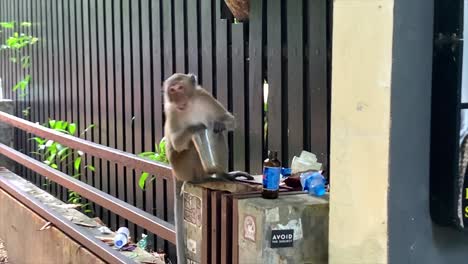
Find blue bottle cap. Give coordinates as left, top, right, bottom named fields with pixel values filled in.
left=281, top=167, right=292, bottom=177
left=115, top=240, right=123, bottom=247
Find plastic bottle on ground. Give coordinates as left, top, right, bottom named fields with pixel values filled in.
left=300, top=171, right=326, bottom=197
left=113, top=227, right=130, bottom=249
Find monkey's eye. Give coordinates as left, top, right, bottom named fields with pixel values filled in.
left=169, top=85, right=184, bottom=93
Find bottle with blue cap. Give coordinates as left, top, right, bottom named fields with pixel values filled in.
left=113, top=227, right=130, bottom=249
left=262, top=150, right=282, bottom=199
left=300, top=171, right=326, bottom=197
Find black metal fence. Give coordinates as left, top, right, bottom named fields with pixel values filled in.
left=0, top=0, right=331, bottom=259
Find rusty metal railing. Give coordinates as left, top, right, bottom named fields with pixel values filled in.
left=0, top=111, right=176, bottom=262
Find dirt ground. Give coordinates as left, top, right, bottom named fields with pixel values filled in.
left=0, top=238, right=7, bottom=263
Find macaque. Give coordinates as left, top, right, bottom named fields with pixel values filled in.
left=163, top=73, right=252, bottom=264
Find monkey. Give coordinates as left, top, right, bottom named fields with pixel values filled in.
left=163, top=73, right=253, bottom=264
left=163, top=72, right=252, bottom=183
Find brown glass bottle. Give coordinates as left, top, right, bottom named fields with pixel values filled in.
left=262, top=150, right=281, bottom=199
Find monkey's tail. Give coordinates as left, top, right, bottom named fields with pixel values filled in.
left=225, top=171, right=254, bottom=180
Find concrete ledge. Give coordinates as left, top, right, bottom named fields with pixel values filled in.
left=0, top=169, right=166, bottom=263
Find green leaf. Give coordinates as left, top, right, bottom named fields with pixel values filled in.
left=159, top=138, right=167, bottom=155
left=45, top=140, right=54, bottom=148
left=53, top=128, right=70, bottom=134
left=55, top=121, right=63, bottom=130
left=50, top=144, right=57, bottom=156
left=9, top=57, right=17, bottom=63
left=50, top=163, right=58, bottom=169
left=21, top=56, right=31, bottom=68
left=49, top=119, right=56, bottom=128
left=0, top=21, right=14, bottom=29
left=60, top=121, right=68, bottom=130
left=147, top=154, right=159, bottom=161
left=86, top=165, right=95, bottom=172
left=68, top=123, right=77, bottom=135
left=81, top=124, right=96, bottom=135
left=57, top=147, right=69, bottom=157
left=154, top=154, right=163, bottom=162
left=72, top=173, right=81, bottom=179
left=56, top=143, right=65, bottom=151
left=139, top=151, right=156, bottom=158
left=32, top=137, right=46, bottom=145
left=154, top=143, right=159, bottom=154
left=60, top=153, right=71, bottom=162
left=74, top=157, right=81, bottom=172
left=20, top=22, right=32, bottom=27
left=47, top=153, right=56, bottom=163
left=12, top=75, right=30, bottom=91
left=22, top=107, right=30, bottom=117
left=139, top=172, right=149, bottom=190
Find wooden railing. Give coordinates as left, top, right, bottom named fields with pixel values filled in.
left=0, top=111, right=175, bottom=263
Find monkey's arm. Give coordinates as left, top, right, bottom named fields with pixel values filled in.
left=171, top=124, right=206, bottom=152
left=196, top=89, right=236, bottom=132
left=216, top=112, right=236, bottom=131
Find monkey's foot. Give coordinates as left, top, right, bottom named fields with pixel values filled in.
left=224, top=171, right=254, bottom=181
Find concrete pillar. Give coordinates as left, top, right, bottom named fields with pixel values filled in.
left=0, top=100, right=14, bottom=172
left=329, top=0, right=394, bottom=263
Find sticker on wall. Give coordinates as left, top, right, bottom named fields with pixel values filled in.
left=187, top=238, right=197, bottom=254
left=243, top=215, right=256, bottom=242
left=270, top=229, right=294, bottom=248
left=184, top=192, right=202, bottom=227
left=274, top=218, right=303, bottom=241
left=265, top=207, right=279, bottom=222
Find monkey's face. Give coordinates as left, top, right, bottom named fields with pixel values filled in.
left=166, top=81, right=193, bottom=111
left=164, top=73, right=197, bottom=112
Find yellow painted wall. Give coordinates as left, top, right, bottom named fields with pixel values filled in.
left=329, top=0, right=394, bottom=263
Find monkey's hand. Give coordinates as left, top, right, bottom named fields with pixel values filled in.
left=213, top=121, right=226, bottom=134
left=187, top=123, right=207, bottom=133
left=172, top=124, right=207, bottom=152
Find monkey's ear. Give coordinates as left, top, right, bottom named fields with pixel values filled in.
left=188, top=73, right=198, bottom=86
